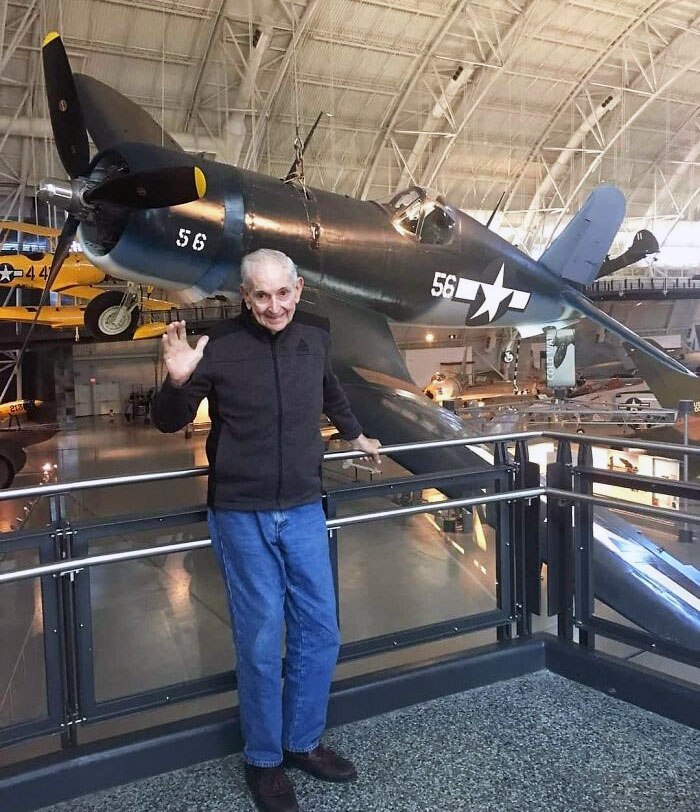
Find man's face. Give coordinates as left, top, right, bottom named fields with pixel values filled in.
left=241, top=260, right=304, bottom=333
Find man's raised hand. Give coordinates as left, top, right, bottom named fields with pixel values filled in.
left=162, top=320, right=209, bottom=387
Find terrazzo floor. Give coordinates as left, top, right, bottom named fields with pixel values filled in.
left=37, top=670, right=700, bottom=812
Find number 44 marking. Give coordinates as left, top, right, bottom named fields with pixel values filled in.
left=176, top=229, right=207, bottom=251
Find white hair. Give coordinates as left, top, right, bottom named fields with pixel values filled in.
left=240, top=249, right=298, bottom=290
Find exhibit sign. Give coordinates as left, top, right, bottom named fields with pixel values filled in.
left=545, top=327, right=576, bottom=388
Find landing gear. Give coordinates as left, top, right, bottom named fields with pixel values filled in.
left=85, top=289, right=140, bottom=341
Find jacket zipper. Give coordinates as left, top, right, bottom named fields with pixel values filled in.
left=271, top=337, right=283, bottom=505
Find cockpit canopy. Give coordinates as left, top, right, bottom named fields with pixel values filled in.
left=379, top=186, right=456, bottom=246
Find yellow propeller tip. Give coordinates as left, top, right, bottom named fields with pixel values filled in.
left=194, top=166, right=206, bottom=198
left=43, top=31, right=60, bottom=47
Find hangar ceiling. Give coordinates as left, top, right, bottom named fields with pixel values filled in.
left=0, top=0, right=698, bottom=285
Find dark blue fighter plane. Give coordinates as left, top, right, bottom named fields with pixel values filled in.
left=33, top=34, right=698, bottom=650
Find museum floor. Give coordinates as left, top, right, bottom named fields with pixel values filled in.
left=34, top=671, right=700, bottom=812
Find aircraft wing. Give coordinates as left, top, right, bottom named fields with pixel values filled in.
left=0, top=220, right=61, bottom=238
left=0, top=305, right=84, bottom=327
left=305, top=293, right=490, bottom=475
left=562, top=287, right=692, bottom=376
left=52, top=284, right=105, bottom=300
left=624, top=342, right=700, bottom=410
left=310, top=293, right=699, bottom=650
left=140, top=296, right=176, bottom=311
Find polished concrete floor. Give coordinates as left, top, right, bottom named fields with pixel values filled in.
left=1, top=416, right=698, bottom=747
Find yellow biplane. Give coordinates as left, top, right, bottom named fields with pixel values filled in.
left=0, top=220, right=170, bottom=340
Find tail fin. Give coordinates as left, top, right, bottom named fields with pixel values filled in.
left=539, top=186, right=625, bottom=286
left=625, top=342, right=700, bottom=410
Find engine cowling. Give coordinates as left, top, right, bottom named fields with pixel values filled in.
left=79, top=143, right=243, bottom=301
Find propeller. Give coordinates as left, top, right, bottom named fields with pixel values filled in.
left=42, top=32, right=89, bottom=180
left=84, top=165, right=206, bottom=209
left=1, top=32, right=207, bottom=399
left=41, top=32, right=206, bottom=213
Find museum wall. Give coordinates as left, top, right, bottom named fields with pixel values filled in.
left=72, top=340, right=162, bottom=416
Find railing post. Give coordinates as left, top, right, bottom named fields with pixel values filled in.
left=513, top=440, right=540, bottom=637
left=546, top=439, right=575, bottom=641
left=573, top=442, right=595, bottom=649
left=493, top=441, right=513, bottom=642
left=50, top=493, right=83, bottom=749
left=322, top=490, right=341, bottom=629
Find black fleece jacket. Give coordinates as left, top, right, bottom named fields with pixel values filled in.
left=152, top=307, right=362, bottom=510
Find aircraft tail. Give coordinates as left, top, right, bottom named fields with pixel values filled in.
left=625, top=342, right=700, bottom=410
left=539, top=186, right=626, bottom=286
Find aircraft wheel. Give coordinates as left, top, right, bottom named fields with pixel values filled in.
left=85, top=291, right=140, bottom=341
left=0, top=456, right=15, bottom=489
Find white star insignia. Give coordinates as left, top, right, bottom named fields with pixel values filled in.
left=470, top=264, right=515, bottom=321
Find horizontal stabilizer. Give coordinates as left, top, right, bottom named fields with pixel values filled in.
left=540, top=186, right=625, bottom=286
left=561, top=287, right=692, bottom=377
left=624, top=342, right=700, bottom=410
left=597, top=229, right=659, bottom=278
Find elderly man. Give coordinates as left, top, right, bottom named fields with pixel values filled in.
left=153, top=248, right=380, bottom=812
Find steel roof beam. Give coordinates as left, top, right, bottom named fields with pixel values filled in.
left=418, top=0, right=548, bottom=191
left=521, top=9, right=700, bottom=242
left=0, top=0, right=37, bottom=78
left=357, top=0, right=471, bottom=200
left=545, top=46, right=700, bottom=243
left=219, top=24, right=271, bottom=166
left=242, top=0, right=325, bottom=171
left=501, top=0, right=667, bottom=214
left=182, top=0, right=228, bottom=131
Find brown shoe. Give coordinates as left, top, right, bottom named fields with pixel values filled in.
left=283, top=744, right=357, bottom=782
left=244, top=764, right=299, bottom=812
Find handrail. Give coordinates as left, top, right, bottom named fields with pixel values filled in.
left=2, top=428, right=700, bottom=503
left=0, top=487, right=544, bottom=584
left=4, top=475, right=700, bottom=585
left=0, top=431, right=542, bottom=501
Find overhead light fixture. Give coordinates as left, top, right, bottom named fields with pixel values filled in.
left=426, top=332, right=435, bottom=342
left=449, top=333, right=458, bottom=339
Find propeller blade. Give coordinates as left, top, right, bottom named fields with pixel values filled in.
left=0, top=215, right=80, bottom=403
left=84, top=166, right=207, bottom=209
left=42, top=32, right=90, bottom=179
left=38, top=215, right=80, bottom=309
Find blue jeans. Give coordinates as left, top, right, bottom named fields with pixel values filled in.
left=209, top=501, right=340, bottom=766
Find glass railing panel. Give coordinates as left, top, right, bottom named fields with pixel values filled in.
left=83, top=523, right=234, bottom=703
left=0, top=550, right=48, bottom=729
left=336, top=489, right=499, bottom=643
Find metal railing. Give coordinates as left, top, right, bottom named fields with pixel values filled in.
left=0, top=430, right=698, bottom=753
left=587, top=276, right=700, bottom=300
